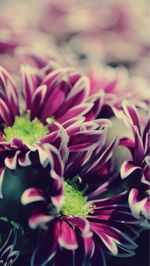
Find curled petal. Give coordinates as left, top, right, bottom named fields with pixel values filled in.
left=18, top=151, right=31, bottom=167
left=120, top=161, right=141, bottom=179
left=29, top=213, right=53, bottom=230
left=129, top=188, right=148, bottom=219
left=21, top=188, right=45, bottom=205
left=5, top=151, right=20, bottom=170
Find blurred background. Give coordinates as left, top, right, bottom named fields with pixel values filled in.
left=0, top=0, right=149, bottom=79
left=0, top=0, right=149, bottom=265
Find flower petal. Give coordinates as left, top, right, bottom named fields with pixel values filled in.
left=21, top=65, right=38, bottom=110
left=58, top=221, right=78, bottom=250
left=0, top=167, right=5, bottom=198
left=120, top=161, right=141, bottom=179
left=21, top=188, right=45, bottom=205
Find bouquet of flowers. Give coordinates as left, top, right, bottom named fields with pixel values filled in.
left=0, top=0, right=149, bottom=265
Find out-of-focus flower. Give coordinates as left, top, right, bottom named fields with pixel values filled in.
left=1, top=0, right=149, bottom=79
left=88, top=65, right=150, bottom=117
left=64, top=0, right=149, bottom=79
left=0, top=0, right=39, bottom=31
left=0, top=16, right=64, bottom=74
left=21, top=137, right=139, bottom=265
left=0, top=229, right=20, bottom=265
left=0, top=1, right=76, bottom=75
left=117, top=101, right=150, bottom=220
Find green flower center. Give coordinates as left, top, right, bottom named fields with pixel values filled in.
left=3, top=114, right=48, bottom=145
left=61, top=181, right=92, bottom=217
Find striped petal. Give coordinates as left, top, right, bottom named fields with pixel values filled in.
left=122, top=101, right=141, bottom=134
left=31, top=84, right=47, bottom=119
left=21, top=65, right=38, bottom=110
left=0, top=98, right=12, bottom=125
left=0, top=66, right=19, bottom=121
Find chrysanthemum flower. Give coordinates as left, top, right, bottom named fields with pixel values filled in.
left=118, top=101, right=150, bottom=220
left=21, top=138, right=139, bottom=265
left=0, top=229, right=20, bottom=265
left=0, top=66, right=67, bottom=200
left=0, top=65, right=103, bottom=203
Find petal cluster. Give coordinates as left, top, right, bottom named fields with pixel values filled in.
left=0, top=1, right=149, bottom=265
left=118, top=102, right=150, bottom=220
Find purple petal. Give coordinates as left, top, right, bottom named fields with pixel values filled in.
left=57, top=103, right=93, bottom=123
left=0, top=98, right=12, bottom=125
left=5, top=151, right=20, bottom=170
left=55, top=76, right=89, bottom=119
left=0, top=167, right=5, bottom=198
left=85, top=95, right=104, bottom=121
left=31, top=84, right=47, bottom=119
left=21, top=65, right=38, bottom=110
left=0, top=66, right=19, bottom=120
left=142, top=201, right=150, bottom=220
left=133, top=126, right=145, bottom=164
left=21, top=188, right=45, bottom=205
left=40, top=81, right=68, bottom=122
left=122, top=101, right=141, bottom=134
left=51, top=193, right=64, bottom=210
left=91, top=223, right=119, bottom=255
left=120, top=161, right=141, bottom=179
left=67, top=217, right=91, bottom=237
left=58, top=221, right=78, bottom=250
left=18, top=151, right=31, bottom=166
left=69, top=130, right=105, bottom=152
left=29, top=213, right=53, bottom=230
left=86, top=139, right=117, bottom=175
left=88, top=181, right=109, bottom=199
left=129, top=188, right=148, bottom=219
left=84, top=237, right=95, bottom=259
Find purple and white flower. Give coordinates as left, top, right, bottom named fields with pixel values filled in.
left=0, top=64, right=105, bottom=204
left=118, top=101, right=150, bottom=220
left=21, top=137, right=139, bottom=265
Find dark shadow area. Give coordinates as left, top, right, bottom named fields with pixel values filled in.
left=107, top=230, right=149, bottom=266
